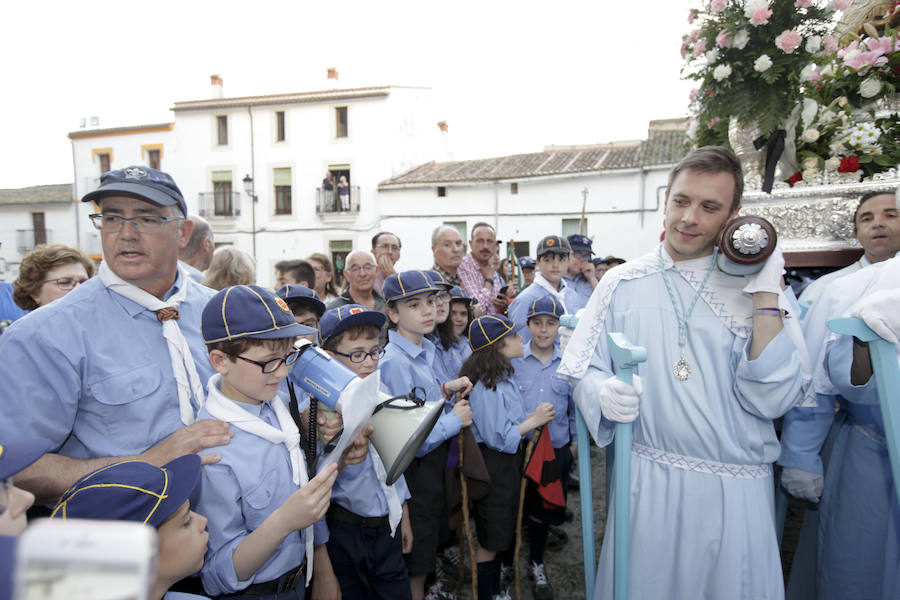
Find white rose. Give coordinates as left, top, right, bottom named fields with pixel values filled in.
left=806, top=35, right=822, bottom=53
left=824, top=156, right=841, bottom=171
left=754, top=54, right=773, bottom=72
left=744, top=0, right=769, bottom=19
left=687, top=120, right=699, bottom=139
left=820, top=64, right=834, bottom=77
left=860, top=76, right=883, bottom=98
left=706, top=49, right=720, bottom=64
left=837, top=96, right=848, bottom=107
left=802, top=156, right=820, bottom=170
left=800, top=64, right=818, bottom=81
left=713, top=64, right=733, bottom=81
left=801, top=129, right=820, bottom=143
left=733, top=29, right=750, bottom=50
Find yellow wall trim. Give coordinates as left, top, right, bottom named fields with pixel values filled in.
left=141, top=144, right=164, bottom=160
left=92, top=148, right=113, bottom=163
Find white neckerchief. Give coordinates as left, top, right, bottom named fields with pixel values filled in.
left=533, top=272, right=569, bottom=307
left=204, top=375, right=314, bottom=584
left=369, top=446, right=403, bottom=535
left=98, top=261, right=204, bottom=424
left=560, top=244, right=813, bottom=405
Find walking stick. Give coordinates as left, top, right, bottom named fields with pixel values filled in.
left=458, top=429, right=478, bottom=600
left=575, top=407, right=596, bottom=600
left=514, top=427, right=541, bottom=600
left=828, top=318, right=900, bottom=501
left=607, top=332, right=647, bottom=600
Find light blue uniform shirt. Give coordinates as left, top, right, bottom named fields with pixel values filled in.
left=330, top=450, right=411, bottom=517
left=469, top=379, right=527, bottom=454
left=562, top=274, right=593, bottom=313
left=0, top=273, right=215, bottom=457
left=380, top=330, right=462, bottom=457
left=512, top=343, right=576, bottom=448
left=508, top=281, right=579, bottom=344
left=431, top=335, right=472, bottom=383
left=196, top=393, right=326, bottom=596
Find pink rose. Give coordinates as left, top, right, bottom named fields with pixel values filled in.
left=833, top=0, right=851, bottom=10
left=823, top=35, right=839, bottom=52
left=711, top=0, right=727, bottom=12
left=693, top=39, right=707, bottom=57
left=689, top=29, right=700, bottom=42
left=749, top=7, right=773, bottom=25
left=810, top=71, right=822, bottom=81
left=689, top=88, right=699, bottom=100
left=795, top=0, right=812, bottom=5
left=707, top=117, right=720, bottom=128
left=775, top=29, right=803, bottom=54
left=716, top=30, right=731, bottom=48
left=688, top=9, right=695, bottom=23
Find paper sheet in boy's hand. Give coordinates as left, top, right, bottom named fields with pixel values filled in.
left=318, top=371, right=381, bottom=471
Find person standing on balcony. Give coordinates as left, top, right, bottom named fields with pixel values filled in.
left=322, top=171, right=335, bottom=211
left=338, top=175, right=350, bottom=211
left=371, top=231, right=401, bottom=296
left=458, top=222, right=502, bottom=316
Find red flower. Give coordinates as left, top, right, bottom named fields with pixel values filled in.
left=838, top=156, right=860, bottom=173
left=787, top=171, right=803, bottom=187
left=705, top=90, right=715, bottom=95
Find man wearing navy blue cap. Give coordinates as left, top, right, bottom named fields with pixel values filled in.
left=565, top=234, right=598, bottom=313
left=0, top=165, right=230, bottom=505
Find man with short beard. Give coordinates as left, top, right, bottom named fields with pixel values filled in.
left=458, top=222, right=502, bottom=316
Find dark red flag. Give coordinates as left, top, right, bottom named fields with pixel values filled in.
left=524, top=427, right=564, bottom=509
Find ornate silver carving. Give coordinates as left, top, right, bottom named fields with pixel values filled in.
left=732, top=222, right=769, bottom=255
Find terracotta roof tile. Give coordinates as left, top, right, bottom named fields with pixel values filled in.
left=0, top=184, right=73, bottom=206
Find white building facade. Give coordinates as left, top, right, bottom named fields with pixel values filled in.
left=0, top=185, right=78, bottom=278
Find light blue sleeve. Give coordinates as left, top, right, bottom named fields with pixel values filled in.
left=394, top=473, right=411, bottom=502
left=379, top=356, right=414, bottom=397
left=469, top=383, right=524, bottom=453
left=826, top=334, right=878, bottom=405
left=733, top=327, right=804, bottom=420
left=313, top=518, right=329, bottom=546
left=416, top=411, right=462, bottom=457
left=777, top=396, right=836, bottom=473
left=507, top=290, right=530, bottom=333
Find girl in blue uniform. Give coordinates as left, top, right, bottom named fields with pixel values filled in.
left=459, top=314, right=555, bottom=600
left=433, top=286, right=474, bottom=382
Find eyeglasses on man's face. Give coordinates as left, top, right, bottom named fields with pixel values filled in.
left=89, top=213, right=184, bottom=234
left=331, top=346, right=385, bottom=363
left=224, top=349, right=301, bottom=373
left=42, top=276, right=88, bottom=291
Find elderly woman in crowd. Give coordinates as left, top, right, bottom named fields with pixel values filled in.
left=13, top=244, right=95, bottom=310
left=307, top=251, right=340, bottom=302
left=202, top=246, right=256, bottom=290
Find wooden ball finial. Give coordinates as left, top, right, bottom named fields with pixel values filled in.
left=717, top=216, right=777, bottom=265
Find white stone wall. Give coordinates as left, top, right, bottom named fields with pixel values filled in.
left=0, top=202, right=80, bottom=277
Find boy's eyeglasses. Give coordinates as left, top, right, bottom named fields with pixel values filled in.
left=89, top=213, right=184, bottom=234
left=0, top=478, right=11, bottom=516
left=43, top=276, right=88, bottom=291
left=224, top=349, right=300, bottom=373
left=331, top=347, right=385, bottom=363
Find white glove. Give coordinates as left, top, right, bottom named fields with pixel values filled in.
left=780, top=466, right=824, bottom=503
left=850, top=288, right=900, bottom=344
left=558, top=324, right=575, bottom=354
left=598, top=375, right=642, bottom=423
left=743, top=244, right=785, bottom=295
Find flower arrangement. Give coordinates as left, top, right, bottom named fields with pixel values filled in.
left=683, top=0, right=840, bottom=149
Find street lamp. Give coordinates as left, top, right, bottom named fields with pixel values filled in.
left=242, top=174, right=257, bottom=259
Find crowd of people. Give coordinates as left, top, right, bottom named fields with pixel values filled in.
left=0, top=148, right=898, bottom=600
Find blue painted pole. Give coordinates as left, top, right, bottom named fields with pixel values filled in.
left=607, top=332, right=647, bottom=600
left=828, top=318, right=900, bottom=501
left=576, top=407, right=596, bottom=600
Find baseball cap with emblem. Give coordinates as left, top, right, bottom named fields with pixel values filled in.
left=468, top=314, right=522, bottom=351
left=276, top=284, right=326, bottom=318
left=81, top=166, right=188, bottom=217
left=536, top=235, right=572, bottom=258
left=517, top=257, right=536, bottom=270
left=526, top=296, right=565, bottom=321
left=51, top=455, right=202, bottom=527
left=319, top=304, right=387, bottom=344
left=383, top=270, right=440, bottom=303
left=567, top=234, right=594, bottom=255
left=202, top=284, right=315, bottom=343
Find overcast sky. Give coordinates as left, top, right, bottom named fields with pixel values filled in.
left=2, top=0, right=694, bottom=189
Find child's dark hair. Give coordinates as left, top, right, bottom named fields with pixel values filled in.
left=207, top=336, right=295, bottom=360
left=285, top=298, right=318, bottom=318
left=385, top=299, right=399, bottom=330
left=459, top=339, right=514, bottom=391
left=436, top=300, right=474, bottom=350
left=322, top=323, right=381, bottom=353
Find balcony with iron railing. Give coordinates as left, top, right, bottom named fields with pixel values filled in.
left=197, top=192, right=242, bottom=218
left=16, top=229, right=52, bottom=253
left=316, top=186, right=360, bottom=215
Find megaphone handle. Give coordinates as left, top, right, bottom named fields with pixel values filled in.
left=306, top=399, right=318, bottom=479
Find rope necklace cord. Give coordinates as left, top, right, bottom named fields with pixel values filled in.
left=657, top=245, right=718, bottom=382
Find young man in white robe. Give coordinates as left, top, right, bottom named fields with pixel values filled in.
left=560, top=146, right=806, bottom=600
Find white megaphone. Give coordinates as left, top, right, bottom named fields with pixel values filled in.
left=287, top=339, right=444, bottom=484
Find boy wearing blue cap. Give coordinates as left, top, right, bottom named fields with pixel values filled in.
left=458, top=315, right=555, bottom=600
left=564, top=234, right=598, bottom=312
left=508, top=236, right=578, bottom=343
left=276, top=284, right=325, bottom=344
left=379, top=270, right=474, bottom=600
left=318, top=304, right=414, bottom=599
left=195, top=285, right=339, bottom=599
left=511, top=297, right=576, bottom=600
left=517, top=257, right=536, bottom=288
left=50, top=455, right=210, bottom=600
